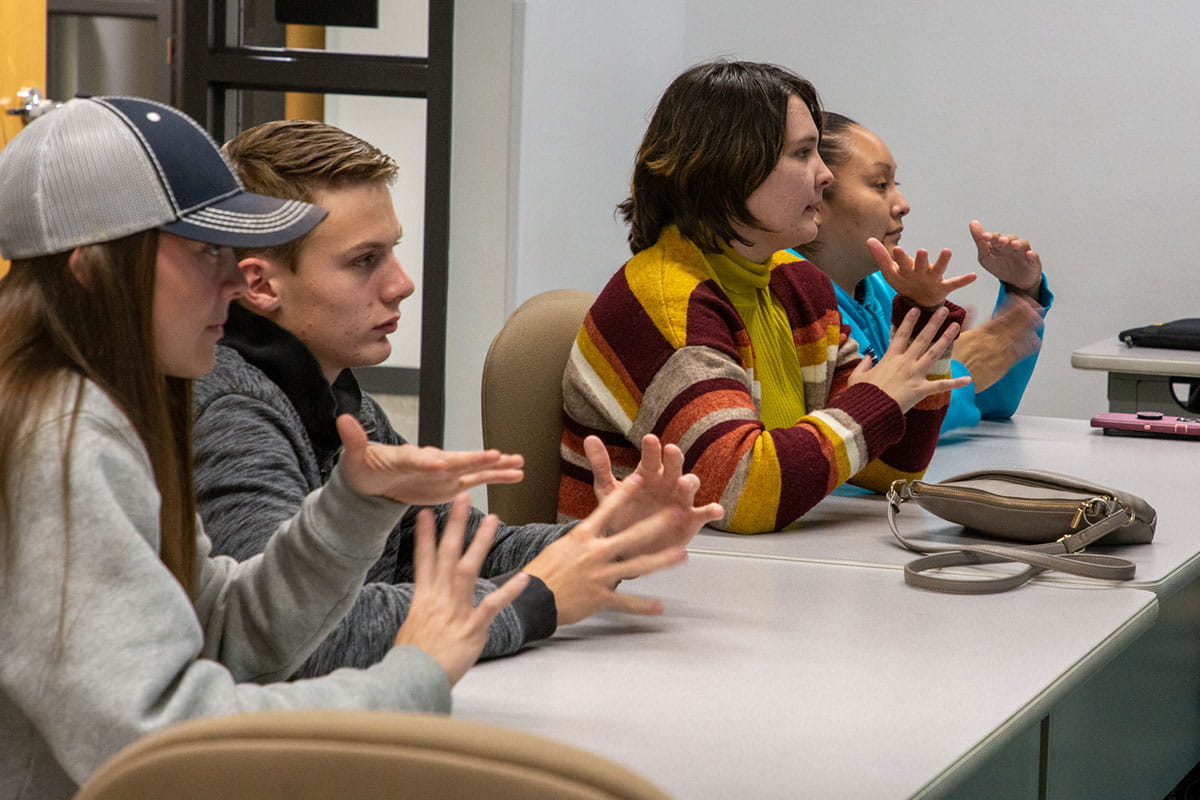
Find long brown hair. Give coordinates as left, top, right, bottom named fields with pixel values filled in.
left=0, top=230, right=198, bottom=596
left=619, top=60, right=824, bottom=254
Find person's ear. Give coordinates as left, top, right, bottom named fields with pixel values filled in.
left=238, top=256, right=283, bottom=314
left=67, top=247, right=92, bottom=287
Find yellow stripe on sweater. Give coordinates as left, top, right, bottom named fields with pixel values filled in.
left=728, top=433, right=783, bottom=534
left=625, top=228, right=712, bottom=349
left=853, top=458, right=925, bottom=493
left=575, top=328, right=639, bottom=424
left=804, top=414, right=854, bottom=482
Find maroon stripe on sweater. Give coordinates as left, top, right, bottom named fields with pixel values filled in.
left=772, top=424, right=837, bottom=529
left=562, top=414, right=631, bottom=449
left=587, top=271, right=675, bottom=391
left=683, top=280, right=752, bottom=357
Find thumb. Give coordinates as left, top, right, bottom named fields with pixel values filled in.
left=865, top=237, right=893, bottom=271
left=337, top=414, right=369, bottom=458
left=968, top=219, right=985, bottom=242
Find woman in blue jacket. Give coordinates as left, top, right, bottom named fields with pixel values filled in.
left=794, top=112, right=1052, bottom=432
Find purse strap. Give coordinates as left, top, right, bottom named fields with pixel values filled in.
left=886, top=490, right=1138, bottom=594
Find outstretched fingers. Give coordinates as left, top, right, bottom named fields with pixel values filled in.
left=584, top=435, right=619, bottom=498
left=454, top=464, right=526, bottom=491
left=908, top=306, right=953, bottom=353
left=474, top=571, right=530, bottom=624
left=340, top=430, right=526, bottom=504
left=606, top=499, right=721, bottom=561
left=635, top=434, right=664, bottom=477
left=435, top=493, right=476, bottom=587
left=410, top=506, right=438, bottom=588
left=887, top=307, right=923, bottom=354
left=918, top=321, right=964, bottom=369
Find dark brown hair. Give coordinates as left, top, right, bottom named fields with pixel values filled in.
left=619, top=60, right=824, bottom=254
left=221, top=119, right=399, bottom=270
left=0, top=231, right=198, bottom=597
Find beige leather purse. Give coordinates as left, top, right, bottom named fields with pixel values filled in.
left=886, top=469, right=1156, bottom=594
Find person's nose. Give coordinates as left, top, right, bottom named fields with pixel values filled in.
left=382, top=254, right=416, bottom=305
left=894, top=189, right=911, bottom=220
left=815, top=155, right=835, bottom=191
left=220, top=248, right=247, bottom=300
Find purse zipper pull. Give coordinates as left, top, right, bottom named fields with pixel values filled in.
left=1070, top=504, right=1086, bottom=531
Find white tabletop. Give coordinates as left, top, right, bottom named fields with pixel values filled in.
left=1071, top=337, right=1200, bottom=377
left=454, top=553, right=1157, bottom=800
left=690, top=416, right=1200, bottom=596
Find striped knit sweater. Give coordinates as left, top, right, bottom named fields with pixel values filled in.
left=558, top=226, right=963, bottom=534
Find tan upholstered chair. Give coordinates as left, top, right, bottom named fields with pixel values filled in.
left=481, top=288, right=596, bottom=524
left=73, top=710, right=671, bottom=800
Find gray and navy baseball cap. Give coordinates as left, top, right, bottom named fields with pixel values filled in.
left=0, top=96, right=327, bottom=260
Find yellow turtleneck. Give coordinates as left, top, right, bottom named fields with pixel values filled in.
left=704, top=245, right=807, bottom=429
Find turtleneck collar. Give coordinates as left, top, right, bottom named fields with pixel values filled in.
left=706, top=241, right=773, bottom=298
left=220, top=303, right=363, bottom=455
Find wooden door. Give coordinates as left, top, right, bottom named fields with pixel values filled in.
left=0, top=0, right=47, bottom=276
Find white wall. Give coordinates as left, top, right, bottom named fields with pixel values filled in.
left=327, top=2, right=430, bottom=372
left=449, top=0, right=1200, bottom=457
left=448, top=0, right=686, bottom=458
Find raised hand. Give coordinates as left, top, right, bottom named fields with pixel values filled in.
left=336, top=415, right=524, bottom=506
left=867, top=237, right=976, bottom=308
left=848, top=306, right=972, bottom=413
left=953, top=295, right=1044, bottom=392
left=393, top=494, right=530, bottom=686
left=969, top=219, right=1043, bottom=293
left=522, top=470, right=723, bottom=625
left=586, top=433, right=701, bottom=537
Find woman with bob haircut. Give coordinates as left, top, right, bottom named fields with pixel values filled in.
left=793, top=112, right=1051, bottom=434
left=559, top=60, right=975, bottom=534
left=0, top=96, right=709, bottom=799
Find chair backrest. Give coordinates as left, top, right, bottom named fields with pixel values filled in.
left=73, top=710, right=672, bottom=800
left=481, top=288, right=596, bottom=524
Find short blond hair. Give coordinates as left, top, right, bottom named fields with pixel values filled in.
left=221, top=120, right=398, bottom=271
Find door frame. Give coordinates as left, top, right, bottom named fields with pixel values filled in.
left=179, top=0, right=453, bottom=446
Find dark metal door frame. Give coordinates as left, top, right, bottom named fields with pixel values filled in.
left=178, top=0, right=452, bottom=446
left=48, top=0, right=176, bottom=103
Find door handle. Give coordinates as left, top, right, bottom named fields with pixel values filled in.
left=6, top=87, right=62, bottom=123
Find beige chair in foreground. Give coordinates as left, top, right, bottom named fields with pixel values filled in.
left=73, top=709, right=672, bottom=800
left=481, top=288, right=596, bottom=524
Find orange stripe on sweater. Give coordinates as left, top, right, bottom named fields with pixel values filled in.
left=689, top=426, right=757, bottom=507
left=660, top=388, right=757, bottom=447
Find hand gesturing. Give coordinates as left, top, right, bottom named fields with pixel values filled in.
left=868, top=237, right=976, bottom=308
left=586, top=433, right=704, bottom=537
left=524, top=462, right=722, bottom=625
left=393, top=494, right=530, bottom=686
left=954, top=295, right=1044, bottom=391
left=969, top=219, right=1043, bottom=294
left=848, top=306, right=971, bottom=412
left=336, top=415, right=524, bottom=506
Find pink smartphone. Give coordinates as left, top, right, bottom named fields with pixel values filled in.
left=1090, top=411, right=1200, bottom=439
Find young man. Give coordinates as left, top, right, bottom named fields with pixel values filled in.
left=194, top=120, right=720, bottom=678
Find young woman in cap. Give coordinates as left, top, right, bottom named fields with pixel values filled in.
left=0, top=97, right=715, bottom=798
left=558, top=61, right=974, bottom=534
